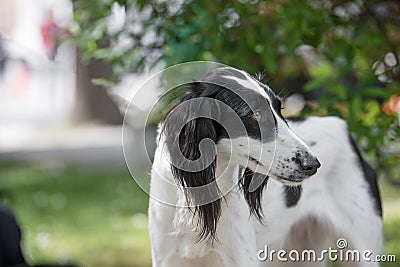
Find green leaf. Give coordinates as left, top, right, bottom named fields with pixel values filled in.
left=350, top=95, right=362, bottom=120
left=309, top=61, right=336, bottom=80
left=304, top=79, right=322, bottom=91
left=363, top=87, right=391, bottom=98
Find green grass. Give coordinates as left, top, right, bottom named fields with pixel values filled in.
left=0, top=163, right=151, bottom=267
left=0, top=163, right=399, bottom=267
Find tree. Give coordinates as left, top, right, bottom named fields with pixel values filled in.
left=71, top=0, right=123, bottom=124
left=71, top=0, right=400, bottom=182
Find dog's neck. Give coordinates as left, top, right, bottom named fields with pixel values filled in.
left=215, top=158, right=241, bottom=197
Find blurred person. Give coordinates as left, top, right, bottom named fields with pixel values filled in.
left=40, top=9, right=67, bottom=61
left=0, top=202, right=24, bottom=267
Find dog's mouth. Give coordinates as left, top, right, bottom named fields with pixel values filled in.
left=246, top=156, right=309, bottom=186
left=248, top=156, right=264, bottom=166
left=279, top=176, right=304, bottom=186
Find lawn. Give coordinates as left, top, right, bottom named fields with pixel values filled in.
left=0, top=164, right=151, bottom=267
left=0, top=163, right=399, bottom=267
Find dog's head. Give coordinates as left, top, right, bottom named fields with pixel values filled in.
left=162, top=66, right=320, bottom=240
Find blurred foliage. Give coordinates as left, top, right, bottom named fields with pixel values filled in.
left=71, top=0, right=400, bottom=182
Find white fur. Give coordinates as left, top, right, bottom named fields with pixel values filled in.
left=148, top=116, right=383, bottom=267
left=255, top=117, right=383, bottom=267
left=222, top=72, right=268, bottom=98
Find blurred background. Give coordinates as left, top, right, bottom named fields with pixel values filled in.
left=0, top=0, right=399, bottom=266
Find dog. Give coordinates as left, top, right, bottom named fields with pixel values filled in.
left=148, top=66, right=383, bottom=267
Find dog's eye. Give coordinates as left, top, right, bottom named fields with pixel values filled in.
left=250, top=111, right=262, bottom=120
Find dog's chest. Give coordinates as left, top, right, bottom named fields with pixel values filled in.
left=171, top=189, right=259, bottom=265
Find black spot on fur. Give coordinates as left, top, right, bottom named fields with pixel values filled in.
left=284, top=185, right=302, bottom=207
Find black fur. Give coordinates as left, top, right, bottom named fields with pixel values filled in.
left=239, top=168, right=269, bottom=220
left=348, top=134, right=382, bottom=217
left=286, top=116, right=308, bottom=122
left=284, top=185, right=302, bottom=207
left=163, top=84, right=222, bottom=241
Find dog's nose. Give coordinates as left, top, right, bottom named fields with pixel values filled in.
left=300, top=154, right=321, bottom=176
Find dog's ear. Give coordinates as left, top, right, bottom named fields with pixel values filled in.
left=163, top=84, right=222, bottom=241
left=240, top=167, right=268, bottom=221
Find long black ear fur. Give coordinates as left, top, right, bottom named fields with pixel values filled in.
left=240, top=167, right=269, bottom=221
left=163, top=84, right=222, bottom=241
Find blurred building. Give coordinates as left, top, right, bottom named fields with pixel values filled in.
left=0, top=0, right=75, bottom=128
left=0, top=0, right=128, bottom=167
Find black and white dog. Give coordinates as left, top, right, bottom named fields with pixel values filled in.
left=148, top=66, right=383, bottom=267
